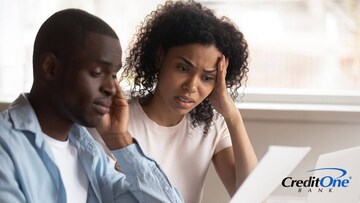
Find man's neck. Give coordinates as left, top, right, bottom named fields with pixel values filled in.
left=28, top=93, right=72, bottom=141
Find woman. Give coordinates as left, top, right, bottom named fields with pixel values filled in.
left=121, top=1, right=257, bottom=202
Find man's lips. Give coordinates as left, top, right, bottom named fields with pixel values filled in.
left=93, top=100, right=111, bottom=114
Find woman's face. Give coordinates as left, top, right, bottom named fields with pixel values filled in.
left=153, top=43, right=222, bottom=116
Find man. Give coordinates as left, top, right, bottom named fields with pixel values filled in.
left=0, top=9, right=183, bottom=203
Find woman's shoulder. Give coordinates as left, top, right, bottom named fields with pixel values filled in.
left=127, top=98, right=142, bottom=116
left=185, top=110, right=226, bottom=136
left=127, top=97, right=140, bottom=107
left=127, top=97, right=138, bottom=104
left=212, top=110, right=226, bottom=124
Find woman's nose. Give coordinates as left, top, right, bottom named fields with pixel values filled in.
left=182, top=76, right=197, bottom=93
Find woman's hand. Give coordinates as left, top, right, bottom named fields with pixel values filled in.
left=210, top=57, right=258, bottom=194
left=208, top=55, right=238, bottom=120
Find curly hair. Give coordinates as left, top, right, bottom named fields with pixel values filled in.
left=122, top=0, right=249, bottom=135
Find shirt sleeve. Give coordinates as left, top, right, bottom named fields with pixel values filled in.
left=214, top=115, right=232, bottom=154
left=0, top=142, right=26, bottom=203
left=112, top=142, right=184, bottom=203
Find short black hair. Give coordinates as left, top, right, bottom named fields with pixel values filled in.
left=33, top=8, right=118, bottom=76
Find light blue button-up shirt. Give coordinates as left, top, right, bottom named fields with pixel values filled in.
left=0, top=93, right=183, bottom=203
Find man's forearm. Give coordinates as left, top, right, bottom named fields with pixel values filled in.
left=112, top=143, right=184, bottom=203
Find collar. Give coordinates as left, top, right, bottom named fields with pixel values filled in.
left=8, top=93, right=98, bottom=154
left=8, top=93, right=43, bottom=145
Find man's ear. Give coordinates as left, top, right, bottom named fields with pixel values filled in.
left=39, top=52, right=61, bottom=80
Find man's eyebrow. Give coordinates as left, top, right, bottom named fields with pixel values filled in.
left=95, top=60, right=122, bottom=72
left=178, top=56, right=217, bottom=73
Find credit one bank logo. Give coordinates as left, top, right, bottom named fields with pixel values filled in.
left=281, top=168, right=351, bottom=193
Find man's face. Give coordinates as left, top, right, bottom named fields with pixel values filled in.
left=54, top=32, right=122, bottom=127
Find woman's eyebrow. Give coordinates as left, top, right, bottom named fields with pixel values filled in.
left=203, top=69, right=217, bottom=73
left=178, top=56, right=195, bottom=68
left=178, top=56, right=217, bottom=73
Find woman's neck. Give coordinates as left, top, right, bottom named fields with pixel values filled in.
left=141, top=96, right=184, bottom=127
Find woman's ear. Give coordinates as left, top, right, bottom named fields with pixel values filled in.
left=39, top=52, right=60, bottom=80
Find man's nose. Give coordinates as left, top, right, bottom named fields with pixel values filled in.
left=101, top=76, right=116, bottom=96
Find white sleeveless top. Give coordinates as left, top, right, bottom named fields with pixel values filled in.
left=128, top=100, right=232, bottom=203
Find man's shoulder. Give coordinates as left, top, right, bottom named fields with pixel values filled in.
left=0, top=109, right=13, bottom=131
left=0, top=107, right=33, bottom=145
left=0, top=109, right=23, bottom=151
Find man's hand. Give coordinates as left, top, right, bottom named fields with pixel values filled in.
left=97, top=80, right=133, bottom=149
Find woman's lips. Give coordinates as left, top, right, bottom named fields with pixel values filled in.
left=175, top=96, right=195, bottom=109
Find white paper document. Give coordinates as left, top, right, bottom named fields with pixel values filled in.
left=307, top=146, right=360, bottom=203
left=229, top=146, right=311, bottom=203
